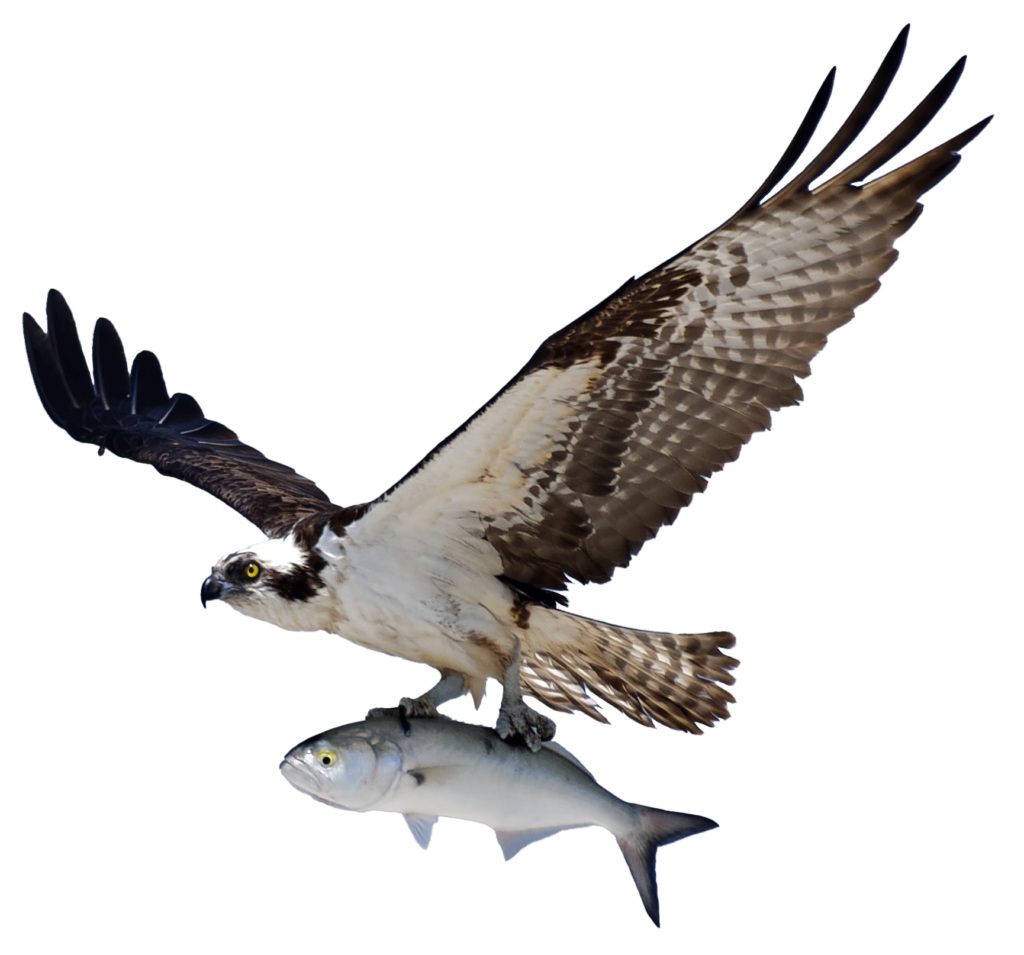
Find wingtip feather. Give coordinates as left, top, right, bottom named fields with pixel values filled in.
left=45, top=288, right=95, bottom=408
left=770, top=26, right=915, bottom=202
left=93, top=317, right=130, bottom=410
left=817, top=49, right=973, bottom=192
left=129, top=350, right=170, bottom=414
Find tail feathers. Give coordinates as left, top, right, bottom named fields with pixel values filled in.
left=520, top=608, right=738, bottom=733
left=618, top=808, right=718, bottom=927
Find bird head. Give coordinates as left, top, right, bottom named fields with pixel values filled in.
left=201, top=536, right=329, bottom=632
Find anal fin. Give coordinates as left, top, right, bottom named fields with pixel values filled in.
left=494, top=824, right=587, bottom=861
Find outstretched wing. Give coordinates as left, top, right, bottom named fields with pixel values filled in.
left=367, top=27, right=990, bottom=592
left=24, top=290, right=336, bottom=538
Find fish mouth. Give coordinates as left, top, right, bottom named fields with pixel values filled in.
left=276, top=757, right=319, bottom=794
left=280, top=757, right=352, bottom=810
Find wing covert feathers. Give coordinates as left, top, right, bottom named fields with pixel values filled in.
left=375, top=29, right=989, bottom=593
left=23, top=290, right=336, bottom=537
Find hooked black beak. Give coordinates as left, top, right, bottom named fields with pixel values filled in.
left=201, top=575, right=223, bottom=608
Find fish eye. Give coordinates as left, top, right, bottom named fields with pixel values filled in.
left=316, top=750, right=337, bottom=767
left=245, top=562, right=260, bottom=579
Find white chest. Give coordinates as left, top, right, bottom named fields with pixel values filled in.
left=318, top=518, right=516, bottom=682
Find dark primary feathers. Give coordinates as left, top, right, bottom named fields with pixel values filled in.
left=24, top=29, right=989, bottom=600
left=373, top=26, right=990, bottom=592
left=22, top=30, right=988, bottom=740
left=23, top=290, right=337, bottom=538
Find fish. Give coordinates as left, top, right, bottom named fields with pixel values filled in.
left=280, top=716, right=717, bottom=925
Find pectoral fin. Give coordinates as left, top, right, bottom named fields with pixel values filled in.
left=403, top=813, right=438, bottom=849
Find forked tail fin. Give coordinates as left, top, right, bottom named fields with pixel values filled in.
left=617, top=807, right=718, bottom=927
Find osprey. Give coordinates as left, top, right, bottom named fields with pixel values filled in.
left=24, top=29, right=988, bottom=750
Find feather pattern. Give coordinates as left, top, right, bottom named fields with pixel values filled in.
left=23, top=292, right=337, bottom=538
left=22, top=29, right=990, bottom=740
left=371, top=29, right=990, bottom=593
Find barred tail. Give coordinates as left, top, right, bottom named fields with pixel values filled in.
left=519, top=607, right=738, bottom=733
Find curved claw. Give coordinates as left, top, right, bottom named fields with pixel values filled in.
left=497, top=636, right=556, bottom=751
left=366, top=703, right=414, bottom=734
left=496, top=699, right=556, bottom=753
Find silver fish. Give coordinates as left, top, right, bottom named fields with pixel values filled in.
left=280, top=716, right=717, bottom=925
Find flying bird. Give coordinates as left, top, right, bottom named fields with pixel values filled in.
left=23, top=28, right=988, bottom=750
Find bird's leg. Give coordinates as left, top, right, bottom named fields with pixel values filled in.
left=367, top=670, right=466, bottom=732
left=400, top=670, right=465, bottom=717
left=496, top=637, right=555, bottom=752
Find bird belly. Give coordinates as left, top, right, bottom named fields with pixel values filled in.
left=323, top=524, right=519, bottom=703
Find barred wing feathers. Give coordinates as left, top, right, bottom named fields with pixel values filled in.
left=370, top=29, right=989, bottom=595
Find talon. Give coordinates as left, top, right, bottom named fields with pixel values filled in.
left=397, top=702, right=412, bottom=736
left=367, top=673, right=466, bottom=728
left=497, top=637, right=556, bottom=751
left=496, top=699, right=555, bottom=752
left=367, top=700, right=435, bottom=720
left=398, top=696, right=439, bottom=719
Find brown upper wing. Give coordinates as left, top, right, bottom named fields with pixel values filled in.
left=368, top=28, right=990, bottom=591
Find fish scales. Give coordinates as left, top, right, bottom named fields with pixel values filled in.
left=281, top=716, right=716, bottom=926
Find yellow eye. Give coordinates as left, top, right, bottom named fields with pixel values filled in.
left=245, top=562, right=260, bottom=579
left=316, top=750, right=337, bottom=767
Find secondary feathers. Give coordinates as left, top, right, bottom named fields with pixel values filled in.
left=23, top=28, right=989, bottom=744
